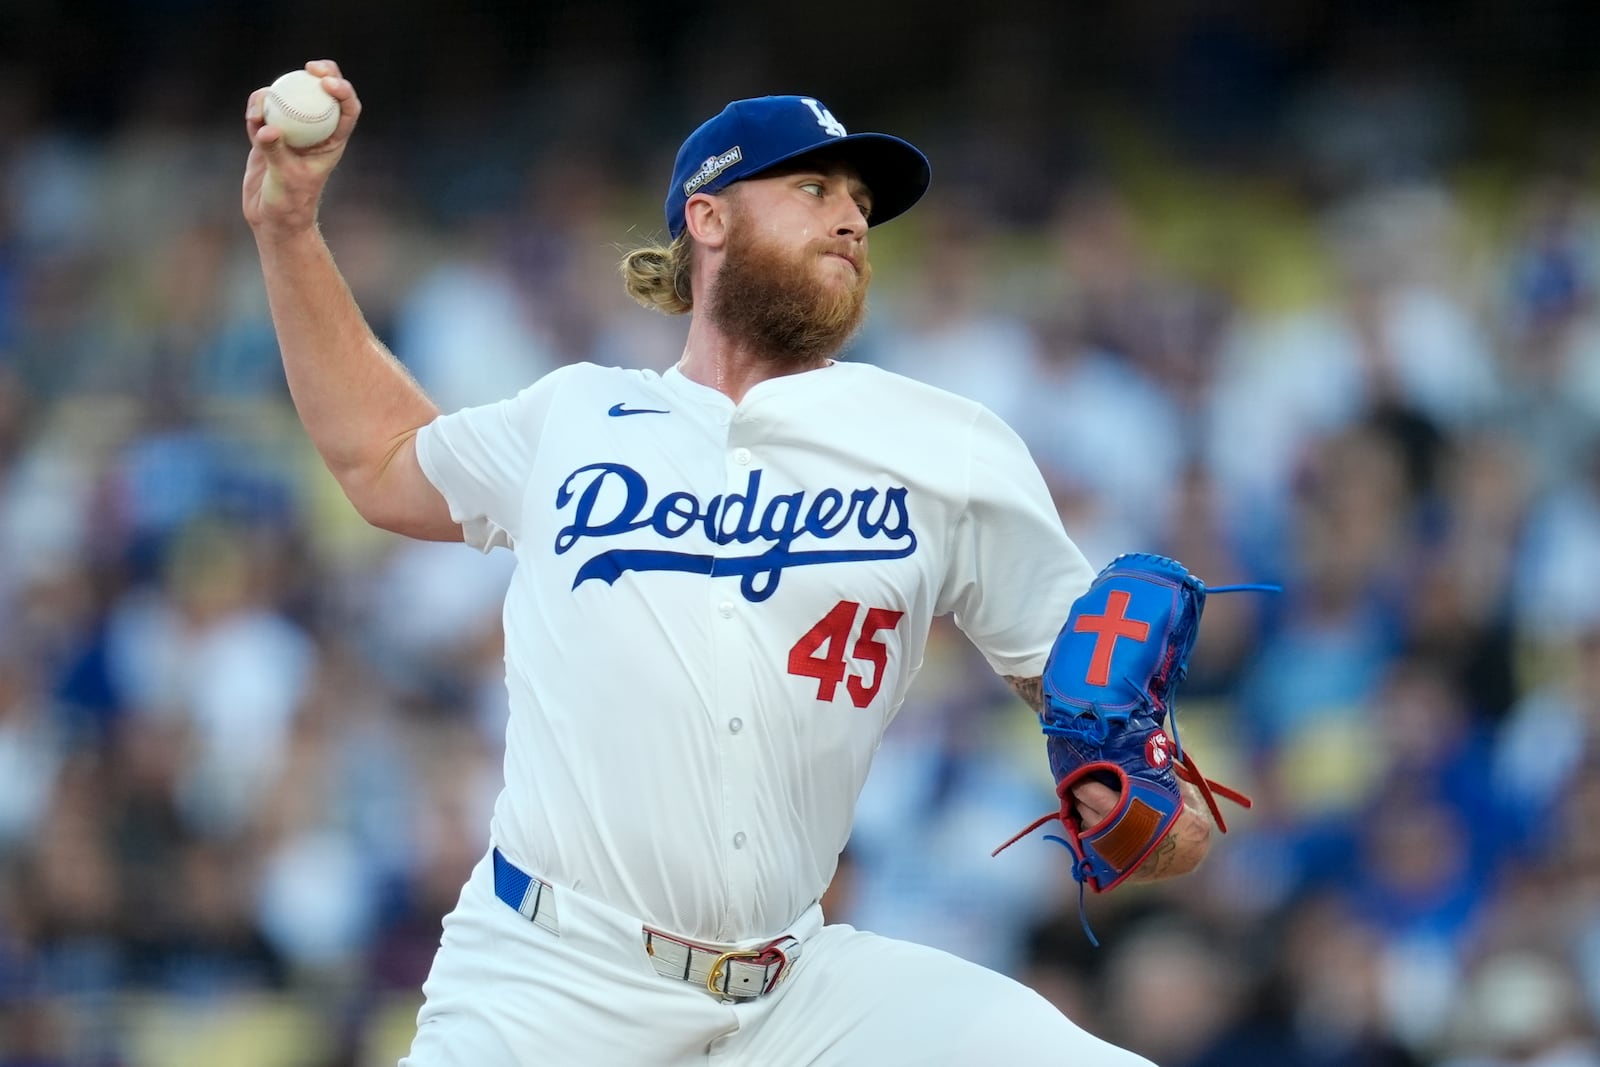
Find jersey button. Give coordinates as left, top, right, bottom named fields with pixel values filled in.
left=733, top=447, right=751, bottom=466
left=733, top=832, right=747, bottom=849
left=718, top=601, right=734, bottom=618
left=729, top=717, right=743, bottom=733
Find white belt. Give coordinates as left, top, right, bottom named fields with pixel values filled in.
left=643, top=927, right=801, bottom=1001
left=491, top=848, right=800, bottom=1001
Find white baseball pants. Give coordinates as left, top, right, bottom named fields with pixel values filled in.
left=400, top=848, right=1154, bottom=1066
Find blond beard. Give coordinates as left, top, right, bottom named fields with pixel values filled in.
left=704, top=218, right=872, bottom=368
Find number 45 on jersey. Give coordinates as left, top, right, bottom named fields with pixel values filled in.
left=787, top=600, right=904, bottom=709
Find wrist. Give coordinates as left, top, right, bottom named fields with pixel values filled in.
left=252, top=220, right=325, bottom=256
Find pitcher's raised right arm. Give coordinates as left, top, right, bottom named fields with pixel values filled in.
left=243, top=59, right=459, bottom=542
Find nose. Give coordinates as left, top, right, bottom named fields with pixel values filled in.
left=834, top=199, right=868, bottom=238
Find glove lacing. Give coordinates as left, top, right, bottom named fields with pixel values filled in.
left=1157, top=580, right=1276, bottom=832
left=1041, top=712, right=1113, bottom=746
left=1043, top=837, right=1103, bottom=947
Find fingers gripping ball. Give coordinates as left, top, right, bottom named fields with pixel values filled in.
left=993, top=554, right=1272, bottom=939
left=263, top=70, right=339, bottom=148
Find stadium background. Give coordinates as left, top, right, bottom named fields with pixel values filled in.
left=3, top=0, right=1600, bottom=1063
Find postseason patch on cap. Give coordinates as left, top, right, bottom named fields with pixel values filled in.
left=683, top=146, right=743, bottom=196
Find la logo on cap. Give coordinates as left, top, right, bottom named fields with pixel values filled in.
left=802, top=98, right=847, bottom=137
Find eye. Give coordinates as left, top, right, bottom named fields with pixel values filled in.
left=855, top=201, right=872, bottom=221
left=799, top=181, right=825, bottom=198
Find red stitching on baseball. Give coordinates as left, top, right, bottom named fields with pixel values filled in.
left=268, top=93, right=335, bottom=124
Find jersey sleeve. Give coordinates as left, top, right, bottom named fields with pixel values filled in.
left=938, top=407, right=1097, bottom=677
left=414, top=366, right=570, bottom=553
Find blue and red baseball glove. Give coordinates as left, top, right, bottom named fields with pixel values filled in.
left=995, top=554, right=1267, bottom=925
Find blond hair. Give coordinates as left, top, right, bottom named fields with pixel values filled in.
left=619, top=233, right=695, bottom=315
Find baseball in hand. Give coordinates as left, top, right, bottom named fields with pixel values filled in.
left=262, top=70, right=340, bottom=148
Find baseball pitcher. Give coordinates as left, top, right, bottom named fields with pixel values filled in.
left=242, top=59, right=1241, bottom=1065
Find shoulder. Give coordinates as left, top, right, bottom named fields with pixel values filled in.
left=822, top=362, right=1042, bottom=483
left=831, top=360, right=994, bottom=425
left=843, top=362, right=1037, bottom=452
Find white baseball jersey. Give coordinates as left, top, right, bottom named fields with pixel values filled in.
left=414, top=360, right=1094, bottom=945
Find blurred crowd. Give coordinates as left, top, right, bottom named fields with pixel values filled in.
left=4, top=1, right=1600, bottom=1065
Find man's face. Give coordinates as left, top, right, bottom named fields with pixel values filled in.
left=703, top=160, right=875, bottom=367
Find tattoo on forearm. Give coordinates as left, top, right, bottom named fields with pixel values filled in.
left=1130, top=808, right=1209, bottom=883
left=1004, top=675, right=1044, bottom=713
left=1135, top=833, right=1179, bottom=879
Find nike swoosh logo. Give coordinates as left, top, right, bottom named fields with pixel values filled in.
left=608, top=403, right=671, bottom=417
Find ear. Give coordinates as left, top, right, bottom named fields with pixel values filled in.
left=684, top=191, right=731, bottom=249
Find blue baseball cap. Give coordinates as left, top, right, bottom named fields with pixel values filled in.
left=665, top=95, right=931, bottom=239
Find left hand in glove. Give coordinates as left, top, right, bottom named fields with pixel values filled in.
left=994, top=553, right=1270, bottom=915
